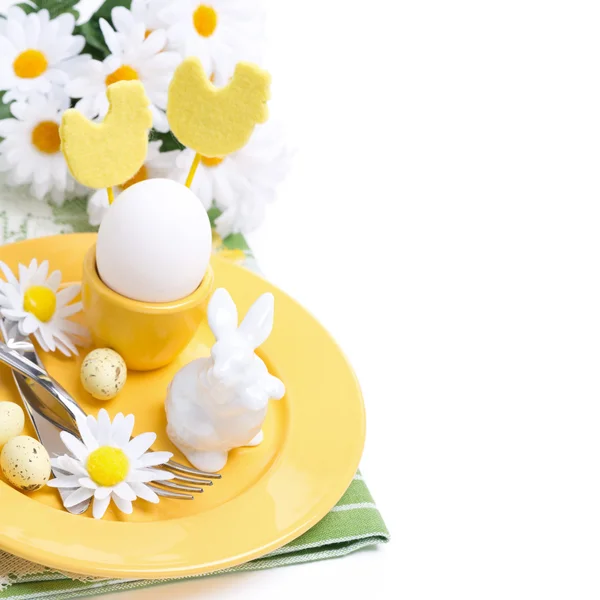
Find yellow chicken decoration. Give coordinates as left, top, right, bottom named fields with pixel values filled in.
left=60, top=81, right=152, bottom=200
left=167, top=58, right=271, bottom=187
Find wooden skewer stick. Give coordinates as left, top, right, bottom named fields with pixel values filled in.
left=185, top=153, right=201, bottom=188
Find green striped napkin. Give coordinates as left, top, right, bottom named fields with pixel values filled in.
left=0, top=190, right=389, bottom=598
left=0, top=473, right=388, bottom=599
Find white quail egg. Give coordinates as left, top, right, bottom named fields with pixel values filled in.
left=81, top=348, right=127, bottom=400
left=0, top=401, right=24, bottom=447
left=1, top=435, right=50, bottom=491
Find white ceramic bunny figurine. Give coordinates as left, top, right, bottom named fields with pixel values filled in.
left=165, top=288, right=285, bottom=472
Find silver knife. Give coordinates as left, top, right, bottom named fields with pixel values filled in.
left=0, top=319, right=91, bottom=515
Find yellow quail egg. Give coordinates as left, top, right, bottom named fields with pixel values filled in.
left=81, top=348, right=127, bottom=400
left=1, top=435, right=50, bottom=491
left=0, top=401, right=24, bottom=447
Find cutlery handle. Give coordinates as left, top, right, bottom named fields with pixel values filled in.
left=0, top=325, right=91, bottom=514
left=0, top=341, right=87, bottom=427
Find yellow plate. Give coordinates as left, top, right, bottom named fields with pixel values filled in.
left=0, top=234, right=365, bottom=579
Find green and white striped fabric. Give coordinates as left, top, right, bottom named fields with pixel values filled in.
left=0, top=473, right=388, bottom=599
left=0, top=191, right=389, bottom=598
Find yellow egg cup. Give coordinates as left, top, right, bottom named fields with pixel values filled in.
left=81, top=244, right=214, bottom=371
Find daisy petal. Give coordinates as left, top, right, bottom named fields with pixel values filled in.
left=112, top=494, right=133, bottom=514
left=85, top=414, right=98, bottom=438
left=96, top=408, right=111, bottom=445
left=78, top=477, right=98, bottom=489
left=54, top=339, right=73, bottom=358
left=0, top=262, right=18, bottom=286
left=113, top=481, right=136, bottom=501
left=56, top=285, right=80, bottom=306
left=94, top=486, right=113, bottom=500
left=57, top=302, right=82, bottom=318
left=76, top=413, right=99, bottom=452
left=110, top=412, right=124, bottom=436
left=20, top=314, right=38, bottom=335
left=129, top=468, right=174, bottom=482
left=36, top=261, right=48, bottom=282
left=47, top=475, right=81, bottom=488
left=135, top=451, right=173, bottom=468
left=99, top=18, right=121, bottom=56
left=129, top=482, right=159, bottom=504
left=64, top=486, right=94, bottom=508
left=54, top=330, right=78, bottom=356
left=92, top=494, right=111, bottom=519
left=125, top=432, right=156, bottom=459
left=59, top=432, right=88, bottom=462
left=52, top=455, right=87, bottom=476
left=2, top=309, right=26, bottom=321
left=33, top=331, right=50, bottom=352
left=46, top=270, right=62, bottom=291
left=113, top=413, right=135, bottom=446
left=36, top=327, right=56, bottom=352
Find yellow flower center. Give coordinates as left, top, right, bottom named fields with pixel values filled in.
left=13, top=49, right=48, bottom=79
left=23, top=286, right=56, bottom=322
left=200, top=155, right=223, bottom=167
left=144, top=29, right=153, bottom=39
left=193, top=5, right=217, bottom=37
left=120, top=164, right=148, bottom=190
left=87, top=446, right=129, bottom=487
left=31, top=121, right=61, bottom=154
left=105, top=65, right=139, bottom=87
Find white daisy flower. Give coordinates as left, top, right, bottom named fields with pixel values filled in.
left=66, top=8, right=181, bottom=133
left=48, top=409, right=174, bottom=519
left=175, top=121, right=291, bottom=235
left=174, top=148, right=248, bottom=211
left=0, top=259, right=89, bottom=356
left=87, top=140, right=181, bottom=226
left=161, top=0, right=265, bottom=85
left=0, top=7, right=86, bottom=102
left=130, top=0, right=172, bottom=37
left=0, top=91, right=78, bottom=204
left=214, top=191, right=266, bottom=237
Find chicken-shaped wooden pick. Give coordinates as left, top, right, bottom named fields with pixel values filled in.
left=60, top=81, right=152, bottom=202
left=167, top=58, right=270, bottom=187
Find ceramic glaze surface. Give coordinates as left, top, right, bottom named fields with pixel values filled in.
left=82, top=244, right=214, bottom=371
left=166, top=288, right=285, bottom=472
left=0, top=234, right=365, bottom=579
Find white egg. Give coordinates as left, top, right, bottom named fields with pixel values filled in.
left=96, top=178, right=212, bottom=303
left=1, top=435, right=50, bottom=491
left=0, top=401, right=24, bottom=447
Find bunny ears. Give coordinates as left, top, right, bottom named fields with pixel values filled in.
left=208, top=288, right=275, bottom=350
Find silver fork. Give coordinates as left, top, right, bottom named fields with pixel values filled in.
left=0, top=319, right=220, bottom=509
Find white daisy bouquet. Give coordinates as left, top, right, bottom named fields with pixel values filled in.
left=0, top=0, right=290, bottom=244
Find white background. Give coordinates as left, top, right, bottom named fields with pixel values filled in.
left=17, top=0, right=600, bottom=597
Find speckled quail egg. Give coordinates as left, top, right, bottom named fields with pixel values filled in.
left=1, top=435, right=50, bottom=491
left=81, top=348, right=127, bottom=400
left=0, top=401, right=24, bottom=447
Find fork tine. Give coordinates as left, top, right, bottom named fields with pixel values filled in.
left=170, top=472, right=213, bottom=486
left=165, top=459, right=222, bottom=479
left=147, top=483, right=194, bottom=500
left=156, top=480, right=205, bottom=493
